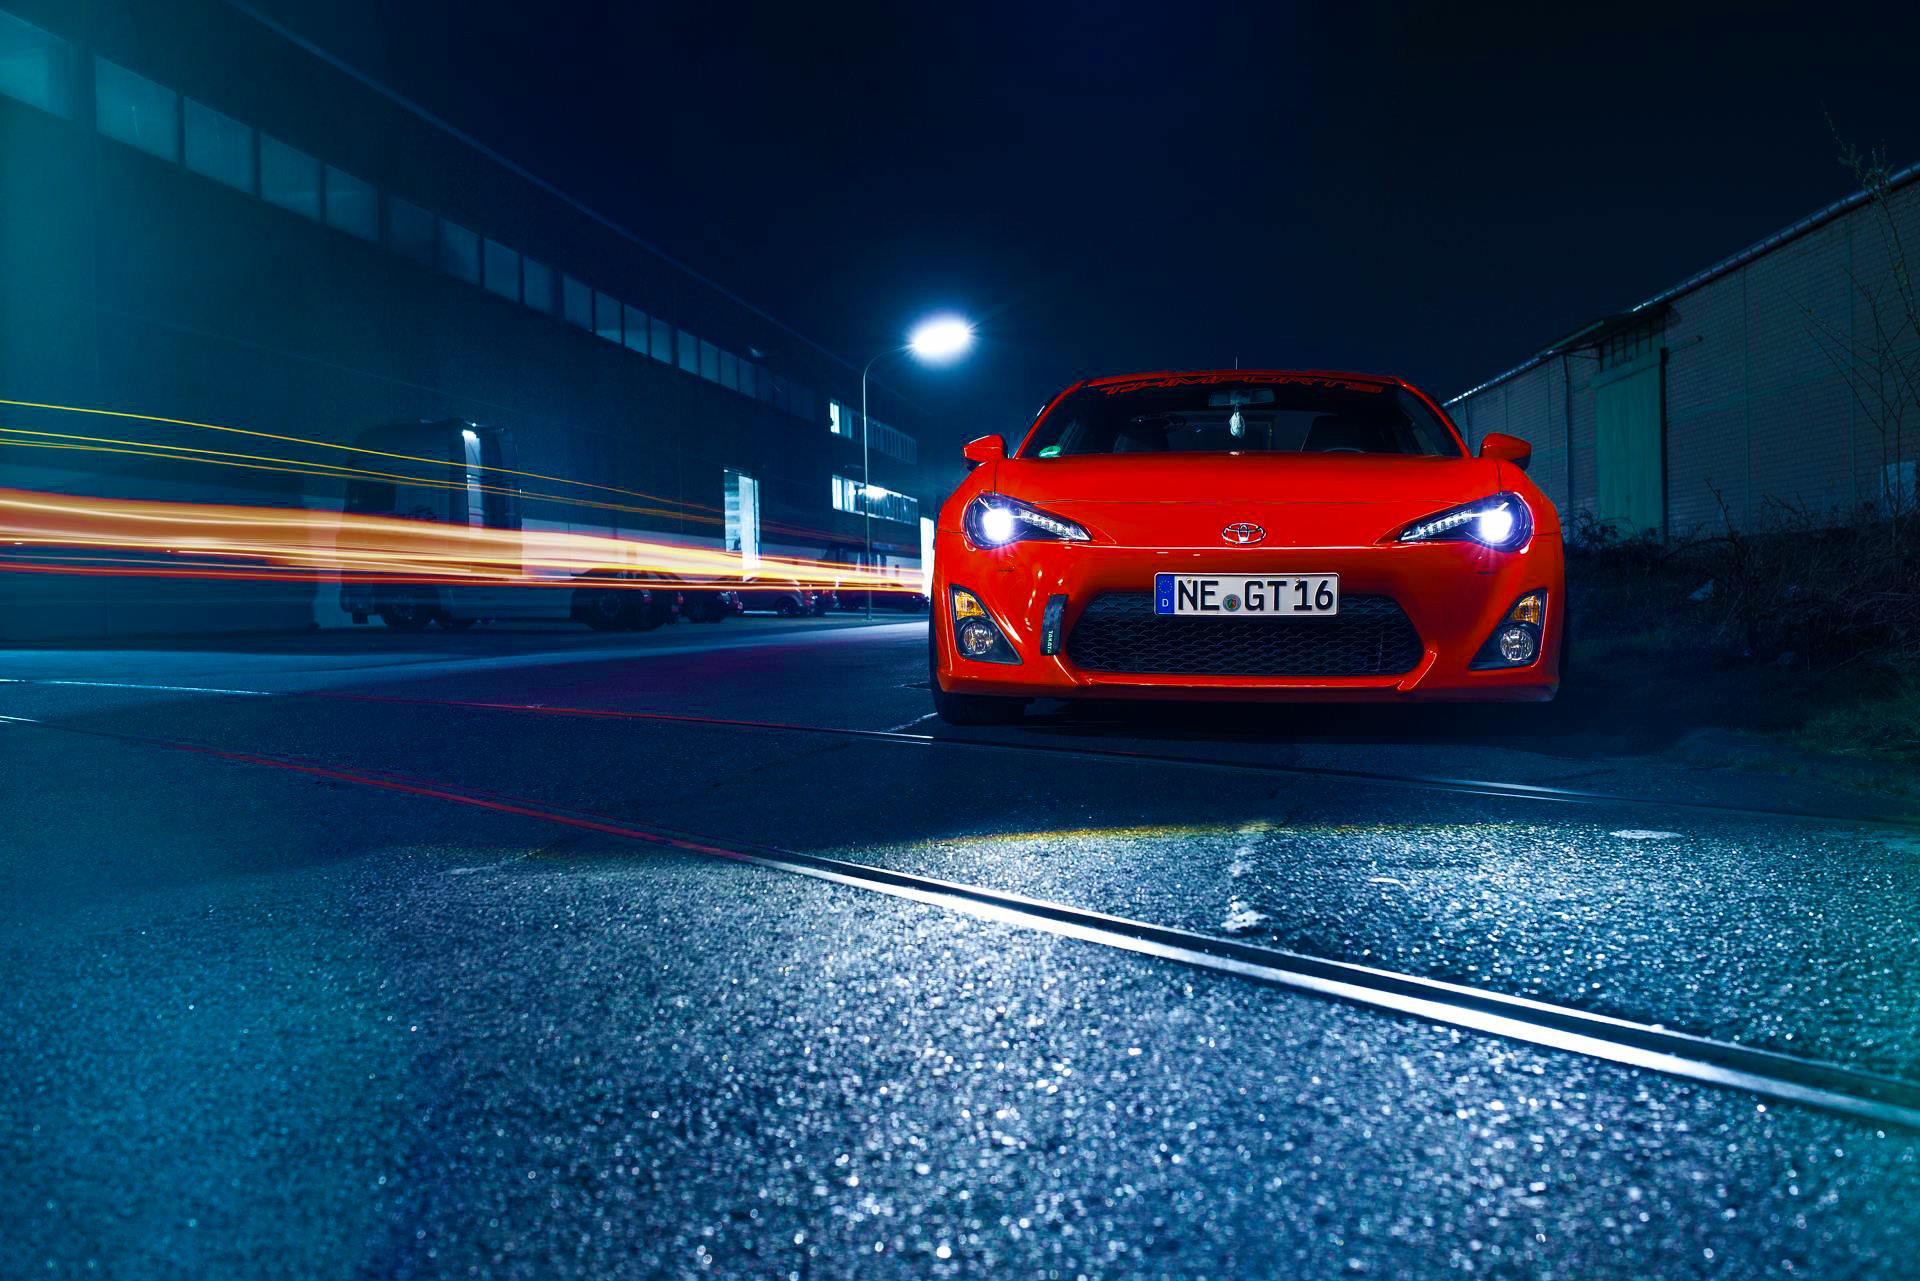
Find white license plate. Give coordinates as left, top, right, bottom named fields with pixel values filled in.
left=1154, top=573, right=1339, bottom=616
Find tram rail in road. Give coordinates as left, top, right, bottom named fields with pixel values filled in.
left=4, top=706, right=1919, bottom=1133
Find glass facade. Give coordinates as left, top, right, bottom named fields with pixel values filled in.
left=0, top=9, right=71, bottom=117
left=184, top=98, right=251, bottom=191
left=260, top=135, right=320, bottom=220
left=94, top=58, right=176, bottom=161
left=325, top=166, right=378, bottom=241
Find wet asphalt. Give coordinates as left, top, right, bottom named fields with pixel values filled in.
left=3, top=617, right=1919, bottom=1280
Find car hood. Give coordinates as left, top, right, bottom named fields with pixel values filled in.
left=999, top=453, right=1505, bottom=548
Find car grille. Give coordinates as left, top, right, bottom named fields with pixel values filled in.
left=1065, top=593, right=1423, bottom=677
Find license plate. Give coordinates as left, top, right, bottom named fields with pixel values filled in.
left=1154, top=573, right=1339, bottom=616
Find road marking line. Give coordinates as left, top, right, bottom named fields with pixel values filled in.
left=12, top=712, right=1920, bottom=1132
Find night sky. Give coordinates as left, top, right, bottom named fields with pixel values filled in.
left=261, top=0, right=1920, bottom=467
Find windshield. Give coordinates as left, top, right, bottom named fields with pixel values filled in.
left=1020, top=375, right=1463, bottom=458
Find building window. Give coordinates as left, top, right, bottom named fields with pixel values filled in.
left=869, top=419, right=917, bottom=465
left=830, top=476, right=918, bottom=525
left=325, top=166, right=378, bottom=241
left=563, top=275, right=592, bottom=329
left=437, top=218, right=480, bottom=283
left=483, top=238, right=520, bottom=299
left=699, top=339, right=719, bottom=382
left=719, top=349, right=739, bottom=391
left=793, top=386, right=817, bottom=424
left=260, top=136, right=321, bottom=219
left=677, top=328, right=700, bottom=375
left=94, top=58, right=177, bottom=161
left=0, top=10, right=72, bottom=117
left=772, top=376, right=790, bottom=413
left=522, top=258, right=554, bottom=313
left=649, top=315, right=673, bottom=363
left=183, top=98, right=252, bottom=192
left=594, top=291, right=622, bottom=343
left=624, top=304, right=649, bottom=354
left=386, top=195, right=434, bottom=265
left=725, top=470, right=760, bottom=573
left=739, top=362, right=759, bottom=400
left=828, top=400, right=852, bottom=438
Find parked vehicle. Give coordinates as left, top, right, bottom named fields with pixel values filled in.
left=735, top=580, right=821, bottom=617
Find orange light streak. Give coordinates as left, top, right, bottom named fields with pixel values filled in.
left=0, top=488, right=918, bottom=592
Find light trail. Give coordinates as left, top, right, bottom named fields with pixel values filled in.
left=0, top=487, right=917, bottom=592
left=0, top=397, right=856, bottom=545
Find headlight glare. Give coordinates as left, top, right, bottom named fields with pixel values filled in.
left=1399, top=493, right=1532, bottom=551
left=964, top=493, right=1090, bottom=547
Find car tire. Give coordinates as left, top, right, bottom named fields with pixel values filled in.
left=378, top=601, right=434, bottom=632
left=774, top=598, right=801, bottom=618
left=436, top=615, right=478, bottom=631
left=576, top=587, right=633, bottom=631
left=927, top=622, right=1026, bottom=725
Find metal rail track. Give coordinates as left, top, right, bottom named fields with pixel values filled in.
left=8, top=708, right=1920, bottom=1132
left=306, top=692, right=1919, bottom=831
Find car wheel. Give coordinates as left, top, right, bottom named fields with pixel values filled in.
left=774, top=598, right=801, bottom=618
left=378, top=601, right=434, bottom=632
left=576, top=587, right=632, bottom=631
left=927, top=622, right=1026, bottom=725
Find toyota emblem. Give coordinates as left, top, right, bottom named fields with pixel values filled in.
left=1221, top=522, right=1265, bottom=545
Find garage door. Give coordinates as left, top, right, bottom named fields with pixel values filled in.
left=1593, top=352, right=1664, bottom=536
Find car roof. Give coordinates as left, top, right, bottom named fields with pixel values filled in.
left=1080, top=369, right=1411, bottom=389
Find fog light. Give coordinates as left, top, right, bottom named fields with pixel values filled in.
left=959, top=618, right=999, bottom=657
left=1507, top=592, right=1545, bottom=626
left=1498, top=625, right=1537, bottom=664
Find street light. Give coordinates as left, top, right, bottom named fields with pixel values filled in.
left=860, top=315, right=975, bottom=619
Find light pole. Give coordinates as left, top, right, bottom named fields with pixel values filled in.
left=859, top=315, right=974, bottom=619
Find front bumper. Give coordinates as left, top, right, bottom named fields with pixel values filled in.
left=932, top=532, right=1563, bottom=703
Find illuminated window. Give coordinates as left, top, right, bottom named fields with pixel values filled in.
left=94, top=58, right=177, bottom=161
left=184, top=99, right=251, bottom=191
left=829, top=400, right=852, bottom=437
left=436, top=218, right=480, bottom=283
left=624, top=304, right=649, bottom=354
left=325, top=167, right=378, bottom=241
left=522, top=258, right=553, bottom=313
left=260, top=136, right=321, bottom=220
left=563, top=275, right=592, bottom=329
left=830, top=475, right=919, bottom=525
left=386, top=196, right=434, bottom=264
left=649, top=315, right=673, bottom=363
left=0, top=10, right=72, bottom=117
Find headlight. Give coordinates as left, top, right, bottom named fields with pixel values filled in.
left=964, top=493, right=1090, bottom=547
left=1398, top=493, right=1533, bottom=551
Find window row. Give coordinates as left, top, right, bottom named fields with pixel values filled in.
left=826, top=401, right=918, bottom=464
left=0, top=10, right=829, bottom=430
left=830, top=475, right=919, bottom=526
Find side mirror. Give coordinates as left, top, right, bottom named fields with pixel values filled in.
left=962, top=435, right=1006, bottom=466
left=1478, top=432, right=1532, bottom=469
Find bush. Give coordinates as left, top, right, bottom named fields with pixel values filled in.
left=1567, top=502, right=1920, bottom=665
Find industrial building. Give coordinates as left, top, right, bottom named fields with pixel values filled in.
left=1447, top=164, right=1920, bottom=541
left=0, top=1, right=935, bottom=639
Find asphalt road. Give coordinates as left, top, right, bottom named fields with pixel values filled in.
left=4, top=616, right=1919, bottom=1280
